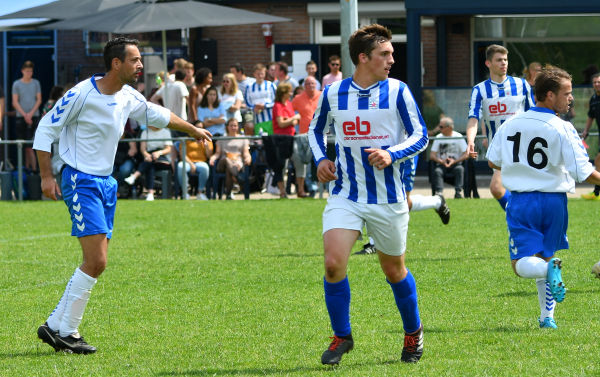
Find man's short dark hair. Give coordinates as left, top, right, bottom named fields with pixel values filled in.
left=277, top=62, right=289, bottom=75
left=230, top=63, right=244, bottom=74
left=103, top=37, right=139, bottom=72
left=348, top=24, right=392, bottom=66
left=194, top=67, right=212, bottom=86
left=592, top=72, right=600, bottom=81
left=174, top=70, right=186, bottom=81
left=306, top=60, right=317, bottom=67
left=328, top=55, right=340, bottom=63
left=534, top=65, right=572, bottom=102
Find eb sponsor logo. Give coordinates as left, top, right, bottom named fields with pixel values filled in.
left=343, top=116, right=371, bottom=136
left=488, top=102, right=507, bottom=114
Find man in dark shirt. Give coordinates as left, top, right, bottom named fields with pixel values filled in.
left=581, top=72, right=600, bottom=199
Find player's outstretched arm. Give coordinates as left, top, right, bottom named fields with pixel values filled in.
left=167, top=112, right=212, bottom=142
left=36, top=150, right=61, bottom=200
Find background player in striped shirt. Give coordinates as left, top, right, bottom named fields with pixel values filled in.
left=487, top=66, right=600, bottom=329
left=245, top=63, right=276, bottom=134
left=33, top=37, right=211, bottom=354
left=309, top=24, right=427, bottom=365
left=466, top=45, right=535, bottom=210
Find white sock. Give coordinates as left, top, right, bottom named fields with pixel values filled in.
left=536, top=278, right=555, bottom=320
left=515, top=257, right=547, bottom=279
left=410, top=194, right=441, bottom=212
left=47, top=270, right=78, bottom=331
left=59, top=268, right=97, bottom=337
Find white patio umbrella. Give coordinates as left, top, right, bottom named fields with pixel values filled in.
left=0, top=0, right=138, bottom=20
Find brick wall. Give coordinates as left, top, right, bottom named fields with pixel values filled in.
left=56, top=30, right=104, bottom=86
left=445, top=16, right=471, bottom=87
left=422, top=22, right=437, bottom=87
left=199, top=1, right=309, bottom=83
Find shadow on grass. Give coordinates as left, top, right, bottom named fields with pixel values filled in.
left=156, top=359, right=404, bottom=376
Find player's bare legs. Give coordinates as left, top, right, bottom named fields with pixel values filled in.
left=323, top=228, right=359, bottom=283
left=490, top=169, right=505, bottom=199
left=79, top=234, right=109, bottom=278
left=377, top=251, right=407, bottom=283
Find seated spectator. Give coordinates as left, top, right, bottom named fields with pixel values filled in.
left=429, top=117, right=469, bottom=198
left=220, top=73, right=244, bottom=123
left=272, top=82, right=300, bottom=198
left=113, top=123, right=138, bottom=190
left=209, top=118, right=251, bottom=200
left=197, top=86, right=226, bottom=137
left=125, top=125, right=173, bottom=201
left=177, top=135, right=213, bottom=200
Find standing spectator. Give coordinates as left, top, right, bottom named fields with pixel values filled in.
left=13, top=60, right=42, bottom=172
left=125, top=125, right=173, bottom=201
left=267, top=62, right=278, bottom=82
left=0, top=84, right=4, bottom=136
left=524, top=61, right=542, bottom=88
left=299, top=60, right=322, bottom=91
left=197, top=86, right=226, bottom=137
left=183, top=62, right=196, bottom=121
left=272, top=82, right=300, bottom=198
left=190, top=67, right=213, bottom=114
left=209, top=118, right=251, bottom=199
left=580, top=72, right=600, bottom=200
left=273, top=62, right=299, bottom=91
left=245, top=63, right=276, bottom=135
left=220, top=73, right=243, bottom=123
left=429, top=117, right=469, bottom=198
left=151, top=70, right=189, bottom=121
left=230, top=63, right=256, bottom=135
left=308, top=24, right=427, bottom=365
left=292, top=76, right=321, bottom=197
left=230, top=63, right=255, bottom=97
left=177, top=137, right=212, bottom=200
left=321, top=55, right=342, bottom=87
left=466, top=44, right=535, bottom=210
left=486, top=66, right=600, bottom=329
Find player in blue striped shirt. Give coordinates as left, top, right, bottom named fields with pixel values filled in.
left=466, top=44, right=535, bottom=210
left=308, top=24, right=427, bottom=365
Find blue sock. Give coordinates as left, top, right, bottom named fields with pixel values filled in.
left=324, top=276, right=351, bottom=337
left=388, top=269, right=421, bottom=334
left=497, top=190, right=511, bottom=210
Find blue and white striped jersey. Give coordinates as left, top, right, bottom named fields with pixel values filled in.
left=244, top=80, right=276, bottom=124
left=33, top=74, right=171, bottom=176
left=468, top=75, right=535, bottom=142
left=308, top=77, right=428, bottom=204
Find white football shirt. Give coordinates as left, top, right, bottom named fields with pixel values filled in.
left=34, top=74, right=171, bottom=176
left=308, top=77, right=428, bottom=204
left=486, top=107, right=594, bottom=193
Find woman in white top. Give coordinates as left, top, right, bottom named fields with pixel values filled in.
left=220, top=73, right=244, bottom=123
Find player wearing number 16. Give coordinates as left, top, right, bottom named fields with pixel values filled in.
left=308, top=24, right=428, bottom=365
left=486, top=66, right=600, bottom=329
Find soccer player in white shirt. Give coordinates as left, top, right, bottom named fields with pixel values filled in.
left=466, top=44, right=535, bottom=210
left=309, top=24, right=427, bottom=365
left=487, top=66, right=600, bottom=329
left=33, top=38, right=211, bottom=354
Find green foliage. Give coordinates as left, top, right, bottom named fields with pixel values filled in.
left=1, top=199, right=599, bottom=376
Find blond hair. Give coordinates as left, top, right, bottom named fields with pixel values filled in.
left=220, top=73, right=239, bottom=96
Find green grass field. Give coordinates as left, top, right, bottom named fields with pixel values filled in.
left=1, top=198, right=599, bottom=376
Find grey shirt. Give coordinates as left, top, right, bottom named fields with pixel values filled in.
left=12, top=79, right=41, bottom=117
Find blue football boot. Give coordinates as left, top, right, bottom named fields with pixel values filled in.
left=547, top=258, right=566, bottom=303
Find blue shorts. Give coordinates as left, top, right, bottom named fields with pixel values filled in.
left=400, top=155, right=418, bottom=192
left=61, top=165, right=117, bottom=239
left=506, top=191, right=569, bottom=260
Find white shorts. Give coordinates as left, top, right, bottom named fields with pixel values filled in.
left=322, top=195, right=409, bottom=256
